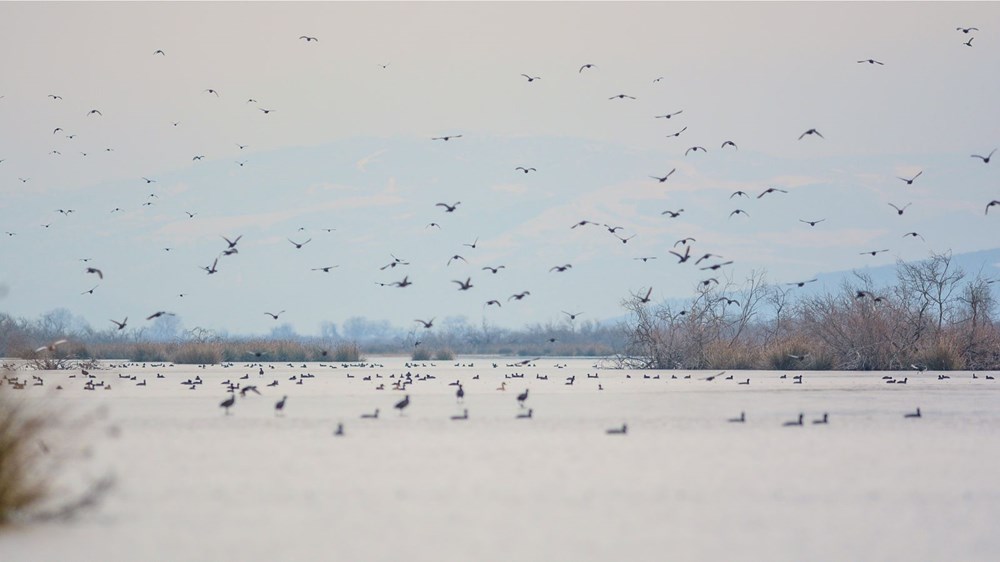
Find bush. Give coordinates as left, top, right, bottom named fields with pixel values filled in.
left=411, top=348, right=432, bottom=361
left=433, top=349, right=455, bottom=361
left=0, top=387, right=49, bottom=525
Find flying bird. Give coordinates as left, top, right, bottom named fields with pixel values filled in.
left=957, top=27, right=979, bottom=33
left=578, top=64, right=595, bottom=72
left=902, top=232, right=925, bottom=241
left=669, top=246, right=692, bottom=263
left=700, top=261, right=734, bottom=271
left=685, top=146, right=707, bottom=156
left=665, top=126, right=688, bottom=138
left=509, top=291, right=531, bottom=301
left=431, top=135, right=462, bottom=141
left=146, top=311, right=175, bottom=321
left=436, top=202, right=461, bottom=212
left=888, top=202, right=911, bottom=216
left=563, top=311, right=583, bottom=320
left=453, top=278, right=474, bottom=291
left=571, top=220, right=598, bottom=229
left=787, top=279, right=818, bottom=287
left=729, top=209, right=750, bottom=218
left=312, top=266, right=339, bottom=272
left=520, top=74, right=541, bottom=82
left=758, top=187, right=788, bottom=198
left=971, top=149, right=996, bottom=163
left=721, top=140, right=738, bottom=149
left=482, top=265, right=506, bottom=274
left=447, top=255, right=467, bottom=266
left=462, top=237, right=479, bottom=249
left=798, top=128, right=824, bottom=140
left=391, top=276, right=413, bottom=288
left=86, top=267, right=103, bottom=279
left=485, top=300, right=502, bottom=307
left=203, top=89, right=220, bottom=97
left=799, top=219, right=826, bottom=226
left=860, top=249, right=890, bottom=256
left=202, top=258, right=219, bottom=274
left=609, top=94, right=636, bottom=100
left=264, top=311, right=286, bottom=320
left=222, top=235, right=242, bottom=249
left=110, top=317, right=128, bottom=331
left=637, top=287, right=653, bottom=304
left=515, top=167, right=537, bottom=173
left=549, top=264, right=572, bottom=273
left=87, top=109, right=102, bottom=116
left=897, top=171, right=922, bottom=185
left=661, top=209, right=684, bottom=218
left=857, top=59, right=884, bottom=65
left=288, top=238, right=312, bottom=249
left=964, top=37, right=974, bottom=47
left=153, top=49, right=165, bottom=56
left=415, top=318, right=435, bottom=329
left=985, top=200, right=1000, bottom=215
left=650, top=169, right=676, bottom=182
left=299, top=35, right=319, bottom=42
left=655, top=110, right=683, bottom=119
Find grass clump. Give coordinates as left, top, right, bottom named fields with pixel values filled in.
left=0, top=387, right=49, bottom=526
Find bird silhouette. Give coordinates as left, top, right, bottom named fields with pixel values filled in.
left=515, top=167, right=537, bottom=173
left=202, top=258, right=219, bottom=274
left=987, top=200, right=1000, bottom=215
left=800, top=219, right=826, bottom=226
left=758, top=187, right=788, bottom=198
left=897, top=171, right=922, bottom=185
left=391, top=276, right=413, bottom=288
left=509, top=291, right=531, bottom=301
left=275, top=396, right=287, bottom=416
left=857, top=59, right=884, bottom=65
left=669, top=246, right=692, bottom=263
left=650, top=169, right=676, bottom=182
left=729, top=209, right=750, bottom=218
left=971, top=149, right=996, bottom=163
left=110, top=317, right=128, bottom=331
left=447, top=255, right=467, bottom=266
left=288, top=238, right=311, bottom=249
left=685, top=146, right=706, bottom=156
left=431, top=135, right=462, bottom=141
left=81, top=285, right=98, bottom=295
left=463, top=238, right=479, bottom=249
left=860, top=249, right=890, bottom=256
left=146, top=311, right=174, bottom=320
left=264, top=311, right=286, bottom=320
left=798, top=128, right=824, bottom=140
left=902, top=232, right=925, bottom=241
left=563, top=311, right=583, bottom=320
left=485, top=300, right=502, bottom=307
left=661, top=209, right=684, bottom=218
left=609, top=94, right=636, bottom=100
left=299, top=35, right=319, bottom=42
left=415, top=318, right=435, bottom=329
left=571, top=220, right=598, bottom=229
left=700, top=261, right=734, bottom=271
left=153, top=49, right=165, bottom=56
left=482, top=265, right=506, bottom=274
left=957, top=27, right=979, bottom=33
left=614, top=233, right=636, bottom=244
left=655, top=110, right=682, bottom=119
left=312, top=266, right=339, bottom=272
left=638, top=287, right=653, bottom=304
left=453, top=278, right=474, bottom=291
left=549, top=264, right=572, bottom=273
left=665, top=126, right=688, bottom=138
left=888, top=202, right=911, bottom=216
left=394, top=394, right=410, bottom=414
left=730, top=191, right=748, bottom=199
left=964, top=37, right=974, bottom=47
left=203, top=88, right=220, bottom=97
left=86, top=267, right=103, bottom=279
left=521, top=74, right=541, bottom=82
left=220, top=393, right=236, bottom=415
left=787, top=279, right=818, bottom=287
left=579, top=64, right=595, bottom=72
left=436, top=202, right=461, bottom=212
left=634, top=256, right=657, bottom=262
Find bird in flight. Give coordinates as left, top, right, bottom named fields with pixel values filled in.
left=258, top=108, right=275, bottom=115
left=721, top=140, right=738, bottom=150
left=447, top=255, right=468, bottom=266
left=888, top=202, right=911, bottom=216
left=549, top=264, right=572, bottom=273
left=637, top=287, right=653, bottom=304
left=571, top=220, right=598, bottom=229
left=563, top=311, right=583, bottom=321
left=146, top=311, right=175, bottom=321
left=578, top=64, right=595, bottom=73
left=482, top=265, right=505, bottom=274
left=787, top=279, right=818, bottom=287
left=509, top=291, right=531, bottom=301
left=971, top=149, right=996, bottom=163
left=380, top=255, right=410, bottom=270
left=202, top=258, right=219, bottom=274
left=203, top=89, right=220, bottom=97
left=685, top=146, right=707, bottom=156
left=87, top=109, right=103, bottom=116
left=48, top=94, right=63, bottom=100
left=665, top=126, right=688, bottom=138
left=694, top=253, right=723, bottom=266
left=414, top=318, right=435, bottom=329
left=288, top=238, right=312, bottom=249
left=674, top=237, right=696, bottom=247
left=432, top=135, right=462, bottom=141
left=798, top=128, right=824, bottom=140
left=192, top=155, right=204, bottom=161
left=110, top=317, right=128, bottom=331
left=730, top=191, right=749, bottom=199
left=222, top=235, right=242, bottom=249
left=655, top=110, right=683, bottom=119
left=453, top=278, right=474, bottom=291
left=729, top=209, right=750, bottom=218
left=857, top=58, right=884, bottom=65
left=650, top=169, right=676, bottom=183
left=153, top=49, right=165, bottom=56
left=609, top=94, right=636, bottom=100
left=485, top=300, right=502, bottom=307
left=986, top=200, right=1000, bottom=215
left=669, top=246, right=692, bottom=263
left=299, top=35, right=319, bottom=42
left=860, top=249, right=890, bottom=256
left=391, top=276, right=413, bottom=288
left=957, top=27, right=979, bottom=33
left=700, top=261, right=734, bottom=271
left=81, top=286, right=98, bottom=295
left=436, top=202, right=461, bottom=212
left=661, top=209, right=684, bottom=218
left=86, top=267, right=103, bottom=279
left=312, top=266, right=339, bottom=272
left=758, top=187, right=788, bottom=198
left=142, top=177, right=156, bottom=184
left=462, top=237, right=479, bottom=249
left=799, top=219, right=826, bottom=226
left=521, top=74, right=541, bottom=82
left=614, top=233, right=636, bottom=244
left=902, top=232, right=925, bottom=241
left=634, top=257, right=657, bottom=262
left=515, top=167, right=537, bottom=174
left=264, top=311, right=286, bottom=320
left=897, top=171, right=922, bottom=185
left=964, top=37, right=974, bottom=47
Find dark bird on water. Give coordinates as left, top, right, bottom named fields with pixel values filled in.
left=395, top=394, right=410, bottom=414
left=606, top=424, right=628, bottom=435
left=904, top=407, right=922, bottom=418
left=275, top=396, right=287, bottom=416
left=220, top=393, right=236, bottom=415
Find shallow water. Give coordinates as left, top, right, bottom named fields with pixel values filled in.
left=3, top=358, right=999, bottom=562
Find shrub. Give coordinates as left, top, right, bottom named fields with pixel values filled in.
left=411, top=348, right=432, bottom=361
left=0, top=387, right=49, bottom=525
left=433, top=349, right=455, bottom=361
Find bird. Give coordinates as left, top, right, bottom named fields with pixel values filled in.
left=450, top=409, right=469, bottom=420
left=264, top=311, right=286, bottom=320
left=549, top=264, right=572, bottom=273
left=360, top=409, right=379, bottom=419
left=220, top=393, right=236, bottom=415
left=48, top=94, right=63, bottom=100
left=81, top=286, right=98, bottom=296
left=563, top=311, right=583, bottom=320
left=110, top=317, right=128, bottom=331
left=508, top=291, right=531, bottom=301
left=436, top=202, right=461, bottom=212
left=758, top=187, right=788, bottom=198
left=729, top=209, right=750, bottom=218
left=415, top=318, right=435, bottom=329
left=971, top=149, right=996, bottom=163
left=453, top=278, right=474, bottom=291
left=888, top=202, right=911, bottom=216
left=650, top=169, right=676, bottom=182
left=857, top=58, right=884, bottom=65
left=634, top=257, right=657, bottom=262
left=145, top=311, right=174, bottom=320
left=904, top=407, right=922, bottom=419
left=812, top=413, right=829, bottom=424
left=515, top=167, right=536, bottom=174
left=235, top=160, right=248, bottom=167
left=447, top=255, right=468, bottom=266
left=485, top=300, right=502, bottom=308
left=606, top=424, right=628, bottom=435
left=312, top=266, right=339, bottom=272
left=614, top=234, right=636, bottom=244
left=799, top=128, right=824, bottom=140
left=380, top=255, right=410, bottom=270
left=637, top=287, right=654, bottom=304
left=85, top=267, right=103, bottom=279
left=275, top=396, right=287, bottom=416
left=728, top=412, right=745, bottom=423
left=685, top=146, right=707, bottom=156
left=665, top=126, right=688, bottom=138
left=986, top=200, right=1000, bottom=215
left=655, top=110, right=683, bottom=119
left=390, top=276, right=413, bottom=288
left=394, top=394, right=410, bottom=415
left=964, top=37, right=974, bottom=47
left=578, top=63, right=595, bottom=72
left=675, top=237, right=696, bottom=247
left=661, top=209, right=684, bottom=218
left=432, top=135, right=462, bottom=141
left=721, top=140, right=738, bottom=150
left=426, top=223, right=441, bottom=229
left=202, top=258, right=219, bottom=275
left=203, top=88, right=220, bottom=97
left=258, top=108, right=275, bottom=115
left=897, top=171, right=922, bottom=185
left=288, top=238, right=311, bottom=249
left=153, top=49, right=165, bottom=55
left=482, top=265, right=505, bottom=274
left=34, top=339, right=68, bottom=353
left=520, top=74, right=541, bottom=82
left=299, top=35, right=319, bottom=42
left=902, top=232, right=925, bottom=241
left=142, top=177, right=156, bottom=184
left=800, top=219, right=826, bottom=227
left=694, top=253, right=722, bottom=265
left=571, top=220, right=598, bottom=229
left=517, top=409, right=533, bottom=419
left=185, top=211, right=196, bottom=219
left=87, top=109, right=102, bottom=116
left=516, top=388, right=529, bottom=408
left=783, top=414, right=804, bottom=427
left=609, top=94, right=636, bottom=100
left=787, top=279, right=818, bottom=287
left=957, top=27, right=979, bottom=33
left=860, top=249, right=890, bottom=256
left=333, top=423, right=344, bottom=436
left=700, top=261, right=734, bottom=271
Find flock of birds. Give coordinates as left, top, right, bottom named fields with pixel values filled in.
left=1, top=23, right=998, bottom=342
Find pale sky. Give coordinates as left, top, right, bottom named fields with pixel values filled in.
left=1, top=2, right=999, bottom=336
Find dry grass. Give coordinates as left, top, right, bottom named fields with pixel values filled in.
left=0, top=383, right=50, bottom=526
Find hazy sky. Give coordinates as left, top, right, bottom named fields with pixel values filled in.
left=1, top=2, right=999, bottom=337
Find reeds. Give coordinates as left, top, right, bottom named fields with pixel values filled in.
left=0, top=384, right=49, bottom=526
